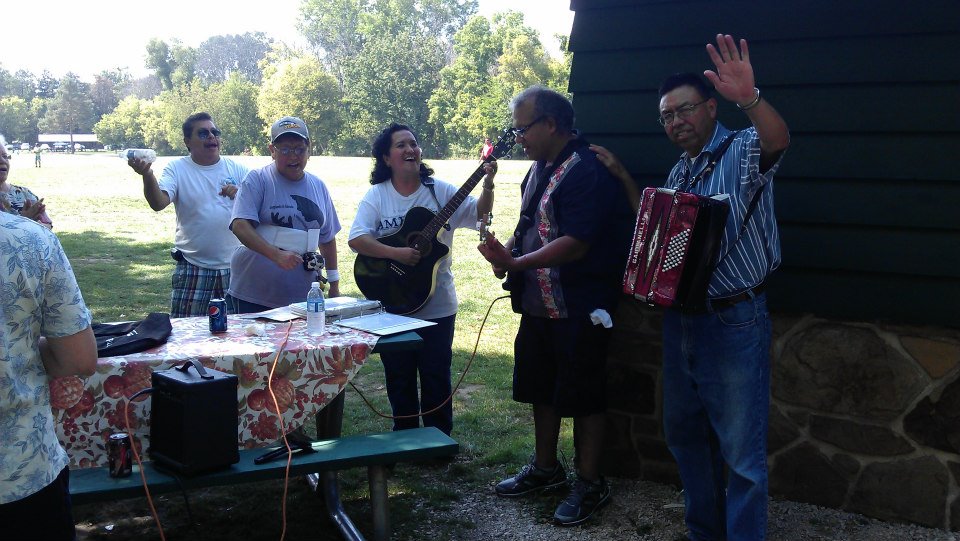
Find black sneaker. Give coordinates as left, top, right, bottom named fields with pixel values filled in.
left=495, top=459, right=567, bottom=498
left=553, top=475, right=611, bottom=526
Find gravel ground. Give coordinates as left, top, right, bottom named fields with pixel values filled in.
left=411, top=474, right=960, bottom=541
left=72, top=459, right=960, bottom=540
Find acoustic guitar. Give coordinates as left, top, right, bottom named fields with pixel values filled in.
left=354, top=130, right=516, bottom=314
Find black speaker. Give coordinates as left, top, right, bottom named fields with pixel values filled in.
left=149, top=361, right=239, bottom=475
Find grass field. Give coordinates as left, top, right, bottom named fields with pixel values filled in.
left=9, top=150, right=581, bottom=540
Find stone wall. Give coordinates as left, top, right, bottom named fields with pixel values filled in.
left=603, top=296, right=960, bottom=529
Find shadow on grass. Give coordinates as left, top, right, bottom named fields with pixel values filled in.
left=58, top=230, right=174, bottom=322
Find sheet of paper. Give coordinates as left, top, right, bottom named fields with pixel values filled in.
left=334, top=312, right=436, bottom=336
left=234, top=307, right=301, bottom=322
left=288, top=297, right=382, bottom=319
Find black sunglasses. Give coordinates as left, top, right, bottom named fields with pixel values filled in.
left=512, top=116, right=546, bottom=137
left=196, top=128, right=222, bottom=140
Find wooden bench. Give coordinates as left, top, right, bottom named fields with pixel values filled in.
left=71, top=426, right=458, bottom=541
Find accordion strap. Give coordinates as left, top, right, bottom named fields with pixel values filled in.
left=679, top=130, right=764, bottom=269
left=680, top=131, right=740, bottom=190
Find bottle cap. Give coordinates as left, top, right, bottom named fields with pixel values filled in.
left=311, top=281, right=320, bottom=287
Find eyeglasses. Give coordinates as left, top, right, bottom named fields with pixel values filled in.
left=275, top=146, right=308, bottom=157
left=658, top=99, right=709, bottom=126
left=512, top=116, right=546, bottom=137
left=196, top=128, right=222, bottom=139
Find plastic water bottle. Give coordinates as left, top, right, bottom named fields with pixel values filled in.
left=120, top=148, right=157, bottom=163
left=306, top=281, right=325, bottom=336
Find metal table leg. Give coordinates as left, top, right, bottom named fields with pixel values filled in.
left=368, top=465, right=390, bottom=541
left=310, top=391, right=367, bottom=541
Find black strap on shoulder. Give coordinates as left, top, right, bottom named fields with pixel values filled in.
left=680, top=131, right=740, bottom=191
left=510, top=166, right=552, bottom=253
left=708, top=131, right=765, bottom=262
left=421, top=176, right=451, bottom=231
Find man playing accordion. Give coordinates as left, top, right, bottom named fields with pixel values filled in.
left=592, top=34, right=790, bottom=541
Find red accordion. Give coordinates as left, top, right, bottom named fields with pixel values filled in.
left=622, top=188, right=730, bottom=309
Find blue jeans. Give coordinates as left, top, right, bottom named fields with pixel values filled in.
left=380, top=314, right=455, bottom=435
left=662, top=293, right=771, bottom=541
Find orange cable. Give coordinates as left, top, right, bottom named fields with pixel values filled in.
left=349, top=295, right=510, bottom=420
left=123, top=398, right=166, bottom=541
left=266, top=321, right=294, bottom=541
left=115, top=320, right=296, bottom=541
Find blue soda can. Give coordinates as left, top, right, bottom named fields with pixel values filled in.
left=208, top=298, right=228, bottom=333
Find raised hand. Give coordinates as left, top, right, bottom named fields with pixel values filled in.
left=704, top=34, right=757, bottom=106
left=127, top=157, right=152, bottom=176
left=482, top=161, right=498, bottom=182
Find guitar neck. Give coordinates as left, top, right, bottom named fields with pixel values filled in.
left=421, top=162, right=488, bottom=239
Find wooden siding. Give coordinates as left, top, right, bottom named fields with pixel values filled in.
left=568, top=0, right=960, bottom=326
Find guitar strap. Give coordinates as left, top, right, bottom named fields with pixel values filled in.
left=502, top=164, right=554, bottom=313
left=512, top=164, right=552, bottom=250
left=421, top=177, right=451, bottom=231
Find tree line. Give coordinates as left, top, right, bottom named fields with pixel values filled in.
left=0, top=0, right=569, bottom=159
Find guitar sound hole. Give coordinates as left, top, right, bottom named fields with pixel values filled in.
left=406, top=233, right=432, bottom=258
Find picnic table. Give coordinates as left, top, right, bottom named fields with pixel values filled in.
left=50, top=315, right=378, bottom=468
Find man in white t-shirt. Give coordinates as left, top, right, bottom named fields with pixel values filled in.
left=127, top=112, right=250, bottom=317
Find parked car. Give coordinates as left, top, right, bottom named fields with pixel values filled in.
left=20, top=143, right=30, bottom=151
left=74, top=143, right=85, bottom=151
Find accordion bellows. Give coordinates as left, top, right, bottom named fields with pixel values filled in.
left=623, top=188, right=730, bottom=310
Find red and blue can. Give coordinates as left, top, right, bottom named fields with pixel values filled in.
left=208, top=298, right=228, bottom=333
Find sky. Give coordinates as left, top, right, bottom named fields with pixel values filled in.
left=0, top=0, right=573, bottom=82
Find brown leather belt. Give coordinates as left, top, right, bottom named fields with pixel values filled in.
left=706, top=282, right=766, bottom=312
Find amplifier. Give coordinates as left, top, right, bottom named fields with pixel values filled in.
left=149, top=361, right=239, bottom=475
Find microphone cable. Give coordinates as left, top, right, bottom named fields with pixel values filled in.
left=349, top=294, right=510, bottom=421
left=123, top=387, right=166, bottom=541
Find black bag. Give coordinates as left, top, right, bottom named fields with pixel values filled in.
left=92, top=312, right=173, bottom=357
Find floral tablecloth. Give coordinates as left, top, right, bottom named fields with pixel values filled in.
left=50, top=316, right=379, bottom=468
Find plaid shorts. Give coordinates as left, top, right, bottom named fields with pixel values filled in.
left=170, top=259, right=230, bottom=318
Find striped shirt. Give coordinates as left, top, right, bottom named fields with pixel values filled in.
left=664, top=123, right=784, bottom=298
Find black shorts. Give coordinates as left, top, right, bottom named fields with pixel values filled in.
left=513, top=314, right=611, bottom=417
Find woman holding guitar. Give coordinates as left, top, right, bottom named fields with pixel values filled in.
left=347, top=123, right=496, bottom=435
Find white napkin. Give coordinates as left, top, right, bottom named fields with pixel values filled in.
left=244, top=323, right=267, bottom=336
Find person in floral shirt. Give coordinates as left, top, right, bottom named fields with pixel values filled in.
left=0, top=136, right=53, bottom=228
left=0, top=211, right=97, bottom=540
